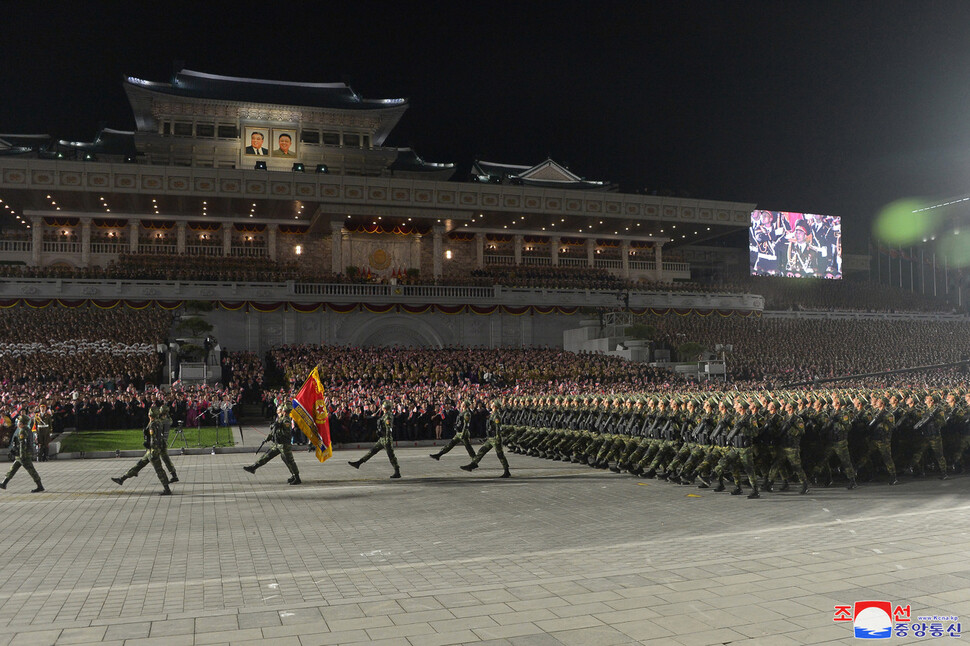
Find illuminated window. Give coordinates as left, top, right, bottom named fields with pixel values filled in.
left=445, top=250, right=453, bottom=260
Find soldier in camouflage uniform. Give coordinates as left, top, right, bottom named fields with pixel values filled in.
left=111, top=418, right=172, bottom=495
left=430, top=399, right=476, bottom=462
left=909, top=393, right=948, bottom=479
left=349, top=400, right=401, bottom=478
left=711, top=401, right=761, bottom=498
left=150, top=394, right=178, bottom=483
left=460, top=401, right=511, bottom=478
left=814, top=395, right=858, bottom=489
left=857, top=396, right=898, bottom=485
left=243, top=403, right=301, bottom=484
left=1, top=414, right=44, bottom=493
left=764, top=401, right=809, bottom=495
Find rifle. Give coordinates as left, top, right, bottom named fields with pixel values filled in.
left=868, top=409, right=887, bottom=431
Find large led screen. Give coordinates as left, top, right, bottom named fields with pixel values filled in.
left=749, top=210, right=842, bottom=279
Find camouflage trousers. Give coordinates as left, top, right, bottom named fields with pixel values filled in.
left=5, top=452, right=42, bottom=487
left=255, top=442, right=299, bottom=477
left=714, top=447, right=758, bottom=488
left=470, top=435, right=509, bottom=470
left=124, top=447, right=170, bottom=486
left=435, top=429, right=475, bottom=459
left=767, top=447, right=808, bottom=484
left=910, top=434, right=947, bottom=473
left=815, top=440, right=856, bottom=480
left=858, top=439, right=896, bottom=478
left=358, top=435, right=399, bottom=471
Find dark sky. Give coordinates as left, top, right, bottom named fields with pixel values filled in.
left=4, top=1, right=970, bottom=252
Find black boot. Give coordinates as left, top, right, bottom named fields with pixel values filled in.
left=160, top=486, right=172, bottom=496
left=288, top=475, right=301, bottom=485
left=169, top=475, right=179, bottom=483
left=111, top=476, right=126, bottom=485
left=730, top=486, right=744, bottom=495
left=713, top=478, right=726, bottom=492
left=500, top=469, right=511, bottom=478
left=799, top=481, right=809, bottom=495
left=846, top=478, right=858, bottom=490
left=31, top=484, right=45, bottom=493
left=747, top=487, right=760, bottom=499
left=243, top=465, right=257, bottom=474
left=429, top=453, right=441, bottom=461
left=0, top=478, right=7, bottom=490
left=347, top=460, right=361, bottom=469
left=390, top=470, right=401, bottom=479
left=460, top=463, right=478, bottom=472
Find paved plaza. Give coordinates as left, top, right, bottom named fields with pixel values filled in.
left=1, top=446, right=968, bottom=646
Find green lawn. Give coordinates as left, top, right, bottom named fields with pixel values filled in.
left=60, top=426, right=235, bottom=452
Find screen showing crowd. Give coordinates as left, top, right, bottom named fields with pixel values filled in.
left=749, top=210, right=842, bottom=279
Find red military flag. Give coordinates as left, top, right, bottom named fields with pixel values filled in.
left=290, top=367, right=332, bottom=463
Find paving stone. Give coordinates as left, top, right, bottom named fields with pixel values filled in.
left=0, top=451, right=969, bottom=646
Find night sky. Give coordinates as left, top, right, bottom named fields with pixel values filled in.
left=4, top=1, right=970, bottom=252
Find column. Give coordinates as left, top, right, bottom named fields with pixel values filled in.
left=330, top=221, right=343, bottom=274
left=432, top=225, right=445, bottom=279
left=550, top=236, right=560, bottom=267
left=176, top=221, right=187, bottom=254
left=222, top=224, right=231, bottom=256
left=475, top=232, right=485, bottom=269
left=655, top=242, right=664, bottom=281
left=410, top=233, right=421, bottom=273
left=129, top=220, right=139, bottom=253
left=31, top=216, right=42, bottom=266
left=80, top=218, right=92, bottom=267
left=513, top=235, right=523, bottom=265
left=586, top=238, right=595, bottom=268
left=267, top=225, right=277, bottom=261
left=621, top=240, right=630, bottom=278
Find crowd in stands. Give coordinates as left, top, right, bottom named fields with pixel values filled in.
left=220, top=350, right=265, bottom=403
left=645, top=314, right=970, bottom=386
left=731, top=275, right=958, bottom=313
left=465, top=266, right=638, bottom=291
left=0, top=304, right=170, bottom=384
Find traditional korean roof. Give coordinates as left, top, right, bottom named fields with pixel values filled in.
left=124, top=69, right=407, bottom=111
left=54, top=128, right=137, bottom=159
left=471, top=158, right=617, bottom=191
left=0, top=134, right=53, bottom=156
left=388, top=148, right=456, bottom=180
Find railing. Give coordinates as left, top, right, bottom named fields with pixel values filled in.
left=294, top=282, right=495, bottom=300
left=0, top=240, right=31, bottom=252
left=91, top=242, right=127, bottom=255
left=42, top=241, right=81, bottom=254
left=483, top=254, right=515, bottom=265
left=229, top=246, right=268, bottom=257
left=137, top=243, right=178, bottom=254
left=0, top=277, right=766, bottom=310
left=521, top=256, right=552, bottom=266
left=663, top=262, right=690, bottom=272
left=629, top=260, right=658, bottom=271
left=594, top=259, right=622, bottom=269
left=185, top=245, right=223, bottom=256
left=558, top=257, right=588, bottom=267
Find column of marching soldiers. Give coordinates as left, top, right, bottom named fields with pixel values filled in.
left=4, top=388, right=969, bottom=495
left=500, top=389, right=970, bottom=498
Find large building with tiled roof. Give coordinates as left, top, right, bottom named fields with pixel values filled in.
left=0, top=69, right=764, bottom=351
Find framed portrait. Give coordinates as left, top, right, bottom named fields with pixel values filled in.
left=271, top=129, right=298, bottom=158
left=243, top=127, right=270, bottom=156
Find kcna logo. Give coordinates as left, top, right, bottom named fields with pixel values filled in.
left=834, top=601, right=961, bottom=640
left=835, top=601, right=906, bottom=639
